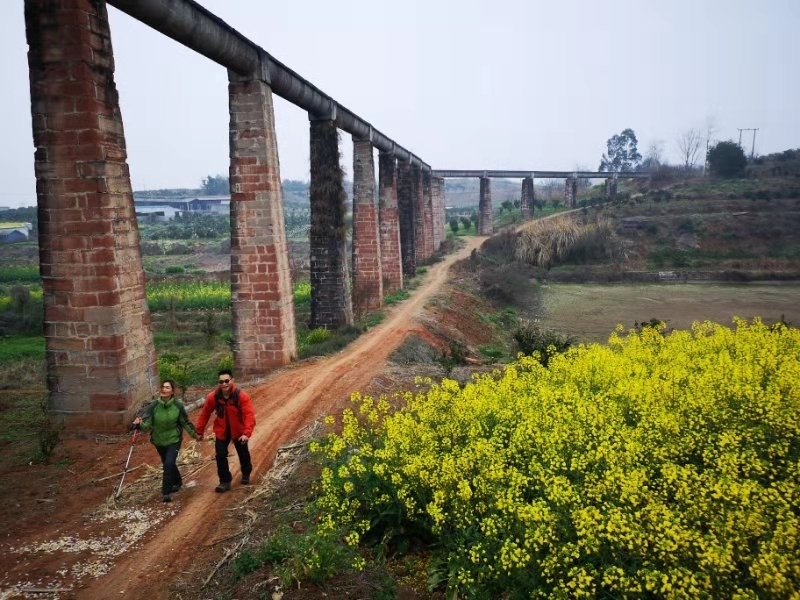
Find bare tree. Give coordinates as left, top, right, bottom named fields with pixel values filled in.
left=677, top=128, right=703, bottom=170
left=642, top=140, right=665, bottom=170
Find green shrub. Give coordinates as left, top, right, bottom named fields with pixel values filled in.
left=512, top=319, right=574, bottom=366
left=305, top=327, right=332, bottom=345
left=708, top=141, right=747, bottom=178
left=231, top=522, right=361, bottom=587
left=0, top=265, right=40, bottom=283
left=384, top=289, right=410, bottom=305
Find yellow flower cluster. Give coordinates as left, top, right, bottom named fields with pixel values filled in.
left=311, top=318, right=800, bottom=598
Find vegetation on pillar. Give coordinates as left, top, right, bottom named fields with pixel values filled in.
left=309, top=119, right=351, bottom=329
left=707, top=141, right=748, bottom=178
left=309, top=121, right=348, bottom=242
left=599, top=128, right=642, bottom=172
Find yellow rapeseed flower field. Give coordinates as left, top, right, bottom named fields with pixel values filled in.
left=311, top=318, right=800, bottom=598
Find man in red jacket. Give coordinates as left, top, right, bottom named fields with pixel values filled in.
left=196, top=369, right=256, bottom=492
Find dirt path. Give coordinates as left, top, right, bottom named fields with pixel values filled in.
left=60, top=236, right=483, bottom=599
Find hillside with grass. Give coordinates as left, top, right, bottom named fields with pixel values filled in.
left=478, top=153, right=800, bottom=284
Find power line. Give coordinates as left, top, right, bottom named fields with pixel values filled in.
left=737, top=128, right=759, bottom=160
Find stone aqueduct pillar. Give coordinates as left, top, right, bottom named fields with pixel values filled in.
left=478, top=177, right=493, bottom=235
left=25, top=0, right=158, bottom=432
left=431, top=176, right=444, bottom=251
left=228, top=69, right=297, bottom=378
left=351, top=137, right=382, bottom=316
left=378, top=152, right=403, bottom=294
left=564, top=177, right=578, bottom=208
left=412, top=164, right=427, bottom=265
left=607, top=177, right=618, bottom=199
left=420, top=170, right=434, bottom=259
left=309, top=119, right=353, bottom=329
left=397, top=161, right=417, bottom=278
left=521, top=176, right=534, bottom=220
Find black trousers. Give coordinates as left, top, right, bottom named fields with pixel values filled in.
left=155, top=443, right=181, bottom=495
left=214, top=437, right=252, bottom=484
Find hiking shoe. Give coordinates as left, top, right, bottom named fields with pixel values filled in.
left=162, top=494, right=172, bottom=503
left=241, top=476, right=250, bottom=485
left=215, top=482, right=231, bottom=493
left=170, top=483, right=182, bottom=493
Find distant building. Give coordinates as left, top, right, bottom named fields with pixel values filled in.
left=133, top=196, right=229, bottom=221
left=0, top=222, right=33, bottom=243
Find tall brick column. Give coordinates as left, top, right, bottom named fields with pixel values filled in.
left=413, top=165, right=427, bottom=264
left=309, top=118, right=353, bottom=328
left=521, top=176, right=534, bottom=220
left=397, top=161, right=416, bottom=278
left=431, top=176, right=444, bottom=251
left=564, top=177, right=577, bottom=208
left=421, top=170, right=434, bottom=259
left=607, top=177, right=618, bottom=199
left=228, top=69, right=297, bottom=378
left=351, top=137, right=382, bottom=316
left=378, top=152, right=403, bottom=294
left=479, top=176, right=493, bottom=235
left=25, top=0, right=157, bottom=432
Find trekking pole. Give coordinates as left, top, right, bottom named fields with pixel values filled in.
left=115, top=425, right=139, bottom=499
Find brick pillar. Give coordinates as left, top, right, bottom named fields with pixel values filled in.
left=420, top=170, right=434, bottom=259
left=565, top=177, right=577, bottom=208
left=479, top=177, right=493, bottom=235
left=607, top=177, right=618, bottom=199
left=228, top=70, right=297, bottom=378
left=521, top=176, right=534, bottom=220
left=351, top=137, right=382, bottom=316
left=412, top=165, right=427, bottom=264
left=396, top=161, right=416, bottom=278
left=431, top=176, right=444, bottom=251
left=378, top=152, right=402, bottom=294
left=309, top=119, right=353, bottom=328
left=25, top=0, right=157, bottom=433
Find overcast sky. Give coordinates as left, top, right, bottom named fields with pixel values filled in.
left=1, top=0, right=798, bottom=208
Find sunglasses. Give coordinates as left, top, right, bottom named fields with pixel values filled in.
left=218, top=378, right=231, bottom=384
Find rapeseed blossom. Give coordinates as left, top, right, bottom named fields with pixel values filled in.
left=312, top=318, right=800, bottom=598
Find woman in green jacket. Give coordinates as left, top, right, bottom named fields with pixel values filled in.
left=133, top=380, right=198, bottom=503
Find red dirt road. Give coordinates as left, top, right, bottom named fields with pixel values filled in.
left=1, top=237, right=483, bottom=600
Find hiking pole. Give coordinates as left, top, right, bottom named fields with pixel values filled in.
left=115, top=425, right=139, bottom=499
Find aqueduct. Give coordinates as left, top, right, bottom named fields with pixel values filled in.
left=24, top=0, right=647, bottom=432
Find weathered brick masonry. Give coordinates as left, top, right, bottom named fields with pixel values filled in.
left=421, top=170, right=434, bottom=259
left=413, top=165, right=428, bottom=264
left=228, top=71, right=297, bottom=377
left=378, top=152, right=403, bottom=293
left=397, top=161, right=416, bottom=278
left=25, top=0, right=158, bottom=432
left=521, top=176, right=534, bottom=220
left=351, top=138, right=382, bottom=315
left=565, top=177, right=577, bottom=208
left=431, top=176, right=444, bottom=252
left=309, top=119, right=353, bottom=328
left=479, top=176, right=493, bottom=235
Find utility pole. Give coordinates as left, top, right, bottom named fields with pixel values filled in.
left=737, top=128, right=759, bottom=159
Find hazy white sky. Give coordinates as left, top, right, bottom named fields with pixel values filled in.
left=1, top=0, right=798, bottom=207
